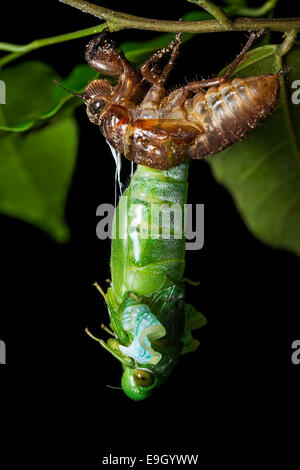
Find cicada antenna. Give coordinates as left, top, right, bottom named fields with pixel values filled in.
left=106, top=384, right=122, bottom=390
left=52, top=79, right=84, bottom=98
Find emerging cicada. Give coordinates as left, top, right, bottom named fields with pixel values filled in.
left=82, top=29, right=287, bottom=170
left=58, top=30, right=289, bottom=400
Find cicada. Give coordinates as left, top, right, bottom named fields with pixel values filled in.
left=71, top=30, right=286, bottom=400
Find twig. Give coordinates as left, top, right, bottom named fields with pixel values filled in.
left=187, top=0, right=232, bottom=30
left=59, top=0, right=300, bottom=33
left=1, top=0, right=298, bottom=69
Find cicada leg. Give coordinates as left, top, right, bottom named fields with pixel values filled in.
left=183, top=30, right=265, bottom=93
left=94, top=282, right=129, bottom=345
left=109, top=316, right=128, bottom=345
left=139, top=33, right=183, bottom=111
left=129, top=292, right=142, bottom=302
left=158, top=33, right=183, bottom=84
left=85, top=328, right=134, bottom=367
left=141, top=32, right=182, bottom=86
left=100, top=323, right=115, bottom=336
left=181, top=304, right=207, bottom=355
left=222, top=29, right=265, bottom=80
left=85, top=29, right=142, bottom=103
left=93, top=281, right=106, bottom=300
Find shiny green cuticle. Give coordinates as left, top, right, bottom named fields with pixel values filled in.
left=93, top=162, right=207, bottom=400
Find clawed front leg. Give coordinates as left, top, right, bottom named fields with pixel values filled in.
left=85, top=29, right=141, bottom=102
left=85, top=29, right=124, bottom=76
left=141, top=32, right=183, bottom=86
left=140, top=33, right=183, bottom=111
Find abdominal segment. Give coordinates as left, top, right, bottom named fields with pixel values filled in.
left=185, top=74, right=280, bottom=160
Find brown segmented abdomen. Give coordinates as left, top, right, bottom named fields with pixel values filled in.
left=186, top=74, right=281, bottom=160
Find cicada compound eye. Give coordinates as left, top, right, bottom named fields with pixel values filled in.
left=88, top=99, right=106, bottom=116
left=86, top=98, right=107, bottom=125
left=133, top=369, right=154, bottom=388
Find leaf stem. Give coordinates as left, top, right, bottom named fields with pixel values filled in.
left=0, top=24, right=107, bottom=68
left=187, top=0, right=232, bottom=30
left=235, top=0, right=279, bottom=18
left=276, top=30, right=298, bottom=56
left=274, top=52, right=300, bottom=169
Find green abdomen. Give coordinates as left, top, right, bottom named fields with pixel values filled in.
left=111, top=162, right=189, bottom=305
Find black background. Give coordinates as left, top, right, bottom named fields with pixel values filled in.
left=1, top=0, right=299, bottom=467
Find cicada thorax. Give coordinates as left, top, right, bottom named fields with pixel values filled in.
left=124, top=118, right=200, bottom=169
left=100, top=104, right=131, bottom=152
left=185, top=74, right=281, bottom=160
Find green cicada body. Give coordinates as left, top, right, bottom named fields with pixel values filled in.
left=96, top=162, right=206, bottom=400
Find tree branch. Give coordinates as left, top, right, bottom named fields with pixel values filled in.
left=59, top=0, right=300, bottom=33
left=0, top=0, right=298, bottom=69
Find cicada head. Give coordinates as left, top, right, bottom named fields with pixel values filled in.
left=100, top=337, right=161, bottom=401
left=83, top=79, right=113, bottom=125
left=91, top=290, right=182, bottom=401
left=121, top=366, right=159, bottom=401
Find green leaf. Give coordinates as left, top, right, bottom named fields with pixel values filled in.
left=0, top=59, right=87, bottom=241
left=0, top=61, right=58, bottom=127
left=209, top=43, right=300, bottom=256
left=0, top=116, right=78, bottom=242
left=0, top=60, right=97, bottom=133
